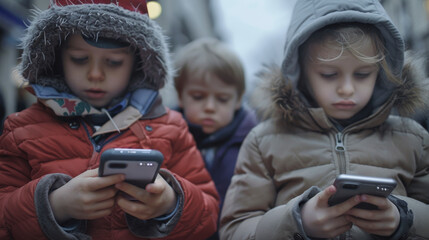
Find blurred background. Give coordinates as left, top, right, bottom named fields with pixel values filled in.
left=1, top=0, right=428, bottom=119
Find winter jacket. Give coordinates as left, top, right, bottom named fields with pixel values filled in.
left=183, top=107, right=258, bottom=240
left=0, top=87, right=219, bottom=240
left=0, top=1, right=219, bottom=239
left=219, top=0, right=429, bottom=240
left=186, top=107, right=258, bottom=211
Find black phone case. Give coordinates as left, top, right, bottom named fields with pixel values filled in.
left=99, top=148, right=164, bottom=188
left=328, top=174, right=397, bottom=210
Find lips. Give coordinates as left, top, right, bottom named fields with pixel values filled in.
left=201, top=118, right=215, bottom=126
left=333, top=100, right=356, bottom=110
left=85, top=89, right=106, bottom=99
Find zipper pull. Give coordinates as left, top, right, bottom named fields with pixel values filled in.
left=335, top=132, right=345, bottom=151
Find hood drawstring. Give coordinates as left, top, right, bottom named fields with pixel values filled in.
left=102, top=108, right=121, bottom=133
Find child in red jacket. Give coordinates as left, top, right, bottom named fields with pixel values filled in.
left=0, top=1, right=219, bottom=239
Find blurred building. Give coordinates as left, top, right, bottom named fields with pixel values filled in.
left=381, top=0, right=429, bottom=129
left=0, top=0, right=34, bottom=119
left=155, top=0, right=219, bottom=51
left=150, top=0, right=220, bottom=107
left=381, top=0, right=429, bottom=72
left=1, top=0, right=428, bottom=116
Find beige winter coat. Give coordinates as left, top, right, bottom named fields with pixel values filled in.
left=220, top=0, right=429, bottom=239
left=220, top=94, right=429, bottom=239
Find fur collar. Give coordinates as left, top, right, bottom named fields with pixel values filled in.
left=250, top=51, right=429, bottom=127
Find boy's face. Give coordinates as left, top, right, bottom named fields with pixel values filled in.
left=303, top=41, right=379, bottom=120
left=61, top=34, right=134, bottom=108
left=179, top=73, right=242, bottom=134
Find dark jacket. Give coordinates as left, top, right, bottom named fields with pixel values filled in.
left=186, top=107, right=258, bottom=210
left=182, top=106, right=258, bottom=240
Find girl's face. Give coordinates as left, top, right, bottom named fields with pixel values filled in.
left=61, top=34, right=135, bottom=108
left=179, top=73, right=242, bottom=134
left=303, top=41, right=379, bottom=120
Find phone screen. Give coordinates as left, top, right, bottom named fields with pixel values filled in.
left=101, top=159, right=160, bottom=187
left=328, top=174, right=397, bottom=209
left=99, top=148, right=164, bottom=188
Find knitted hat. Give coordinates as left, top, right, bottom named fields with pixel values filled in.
left=18, top=0, right=171, bottom=93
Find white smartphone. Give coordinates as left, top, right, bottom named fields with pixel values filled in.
left=98, top=148, right=164, bottom=188
left=328, top=174, right=397, bottom=210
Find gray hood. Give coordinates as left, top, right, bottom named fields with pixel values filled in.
left=18, top=2, right=172, bottom=93
left=281, top=0, right=404, bottom=86
left=251, top=0, right=429, bottom=128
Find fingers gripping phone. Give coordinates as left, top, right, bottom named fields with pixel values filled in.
left=328, top=174, right=397, bottom=210
left=99, top=148, right=164, bottom=189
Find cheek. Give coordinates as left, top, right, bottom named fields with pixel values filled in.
left=312, top=85, right=333, bottom=105
left=63, top=62, right=85, bottom=85
left=357, top=79, right=377, bottom=101
left=63, top=67, right=80, bottom=89
left=219, top=104, right=237, bottom=121
left=62, top=61, right=73, bottom=81
left=111, top=78, right=130, bottom=90
left=306, top=77, right=323, bottom=98
left=359, top=86, right=375, bottom=104
left=181, top=100, right=201, bottom=120
left=111, top=67, right=132, bottom=82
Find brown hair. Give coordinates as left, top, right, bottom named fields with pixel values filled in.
left=173, top=38, right=245, bottom=97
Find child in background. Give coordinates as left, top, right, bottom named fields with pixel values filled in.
left=173, top=38, right=258, bottom=239
left=0, top=1, right=219, bottom=239
left=220, top=0, right=429, bottom=239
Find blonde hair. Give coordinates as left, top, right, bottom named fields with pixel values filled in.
left=298, top=23, right=401, bottom=101
left=173, top=38, right=245, bottom=97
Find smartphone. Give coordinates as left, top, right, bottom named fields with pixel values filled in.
left=328, top=174, right=397, bottom=210
left=99, top=148, right=164, bottom=189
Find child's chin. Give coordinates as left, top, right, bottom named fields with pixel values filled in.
left=87, top=101, right=109, bottom=109
left=202, top=127, right=217, bottom=135
left=329, top=111, right=356, bottom=120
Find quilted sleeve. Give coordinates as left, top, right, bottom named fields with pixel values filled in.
left=0, top=119, right=47, bottom=239
left=154, top=112, right=220, bottom=240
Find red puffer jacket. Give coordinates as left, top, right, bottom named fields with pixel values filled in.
left=0, top=102, right=219, bottom=240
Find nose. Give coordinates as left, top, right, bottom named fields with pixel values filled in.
left=204, top=96, right=216, bottom=112
left=87, top=61, right=104, bottom=82
left=337, top=77, right=354, bottom=97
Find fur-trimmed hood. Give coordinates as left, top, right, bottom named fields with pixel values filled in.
left=18, top=0, right=171, bottom=93
left=251, top=0, right=429, bottom=129
left=252, top=55, right=428, bottom=123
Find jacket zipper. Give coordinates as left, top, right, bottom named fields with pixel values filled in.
left=335, top=131, right=348, bottom=240
left=335, top=132, right=346, bottom=174
left=82, top=121, right=124, bottom=152
left=82, top=122, right=99, bottom=151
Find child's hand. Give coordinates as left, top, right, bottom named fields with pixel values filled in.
left=346, top=194, right=400, bottom=236
left=49, top=168, right=124, bottom=223
left=115, top=174, right=177, bottom=220
left=301, top=185, right=361, bottom=238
